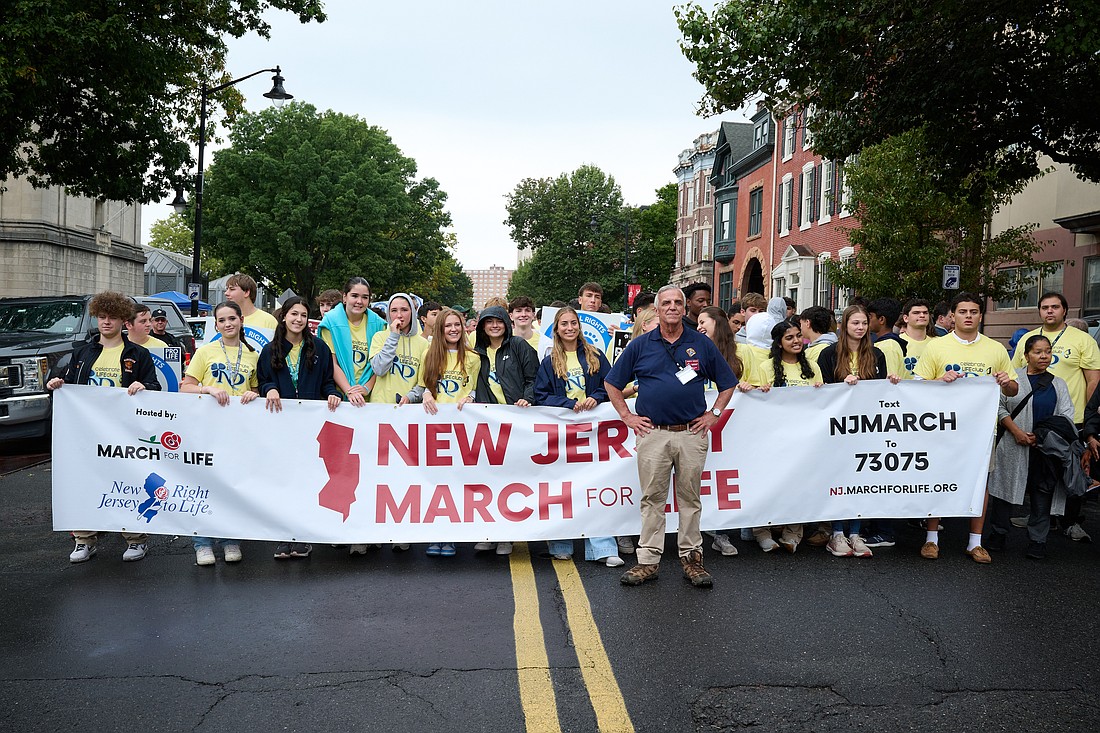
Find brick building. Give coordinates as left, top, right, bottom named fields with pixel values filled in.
left=671, top=130, right=719, bottom=289
left=466, top=264, right=514, bottom=310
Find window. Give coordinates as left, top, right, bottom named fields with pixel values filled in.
left=718, top=201, right=732, bottom=241
left=819, top=160, right=835, bottom=223
left=687, top=184, right=695, bottom=214
left=782, top=114, right=796, bottom=159
left=1085, top=258, right=1100, bottom=314
left=779, top=175, right=793, bottom=236
left=816, top=256, right=837, bottom=310
left=799, top=164, right=815, bottom=229
left=753, top=118, right=770, bottom=150
left=839, top=154, right=857, bottom=215
left=702, top=229, right=711, bottom=260
left=704, top=185, right=711, bottom=206
left=773, top=277, right=786, bottom=298
left=748, top=188, right=763, bottom=237
left=718, top=271, right=734, bottom=312
left=802, top=105, right=814, bottom=149
left=997, top=263, right=1064, bottom=310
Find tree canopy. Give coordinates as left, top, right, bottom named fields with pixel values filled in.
left=202, top=103, right=452, bottom=304
left=0, top=0, right=325, bottom=203
left=504, top=166, right=675, bottom=311
left=676, top=0, right=1100, bottom=186
left=827, top=128, right=1052, bottom=304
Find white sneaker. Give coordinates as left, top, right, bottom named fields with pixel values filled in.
left=604, top=555, right=625, bottom=567
left=710, top=533, right=739, bottom=556
left=616, top=536, right=635, bottom=554
left=758, top=537, right=779, bottom=553
left=495, top=542, right=514, bottom=555
left=473, top=542, right=495, bottom=551
left=195, top=547, right=215, bottom=566
left=1065, top=523, right=1092, bottom=542
left=827, top=534, right=854, bottom=557
left=348, top=544, right=368, bottom=555
left=70, top=542, right=97, bottom=563
left=849, top=534, right=873, bottom=558
left=223, top=543, right=242, bottom=563
left=552, top=553, right=572, bottom=560
left=122, top=543, right=147, bottom=562
left=393, top=544, right=410, bottom=551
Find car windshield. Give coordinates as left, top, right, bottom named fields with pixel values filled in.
left=0, top=300, right=86, bottom=335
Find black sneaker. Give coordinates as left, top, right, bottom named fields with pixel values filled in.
left=290, top=543, right=312, bottom=558
left=273, top=543, right=292, bottom=559
left=863, top=534, right=895, bottom=548
left=1025, top=541, right=1046, bottom=560
left=985, top=532, right=1007, bottom=552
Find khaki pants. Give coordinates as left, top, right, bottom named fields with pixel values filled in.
left=635, top=428, right=709, bottom=564
left=72, top=531, right=147, bottom=543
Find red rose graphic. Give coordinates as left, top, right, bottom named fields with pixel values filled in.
left=155, top=486, right=169, bottom=501
left=160, top=431, right=182, bottom=450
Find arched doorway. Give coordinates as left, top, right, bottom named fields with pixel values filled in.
left=741, top=257, right=764, bottom=296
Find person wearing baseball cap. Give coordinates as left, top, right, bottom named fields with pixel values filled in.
left=150, top=308, right=183, bottom=349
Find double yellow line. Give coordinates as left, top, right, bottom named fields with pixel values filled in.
left=509, top=542, right=634, bottom=732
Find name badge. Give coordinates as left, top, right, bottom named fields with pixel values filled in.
left=675, top=364, right=697, bottom=385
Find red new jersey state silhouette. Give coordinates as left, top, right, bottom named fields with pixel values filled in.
left=317, top=422, right=360, bottom=521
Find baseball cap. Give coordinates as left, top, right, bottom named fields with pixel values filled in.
left=151, top=308, right=168, bottom=319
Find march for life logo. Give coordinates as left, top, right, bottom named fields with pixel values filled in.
left=95, top=430, right=214, bottom=521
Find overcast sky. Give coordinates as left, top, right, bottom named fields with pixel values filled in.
left=143, top=0, right=744, bottom=271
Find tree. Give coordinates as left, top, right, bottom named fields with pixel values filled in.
left=147, top=214, right=193, bottom=258
left=202, top=103, right=453, bottom=304
left=0, top=0, right=325, bottom=203
left=676, top=0, right=1100, bottom=186
left=826, top=128, right=1052, bottom=304
left=505, top=165, right=674, bottom=311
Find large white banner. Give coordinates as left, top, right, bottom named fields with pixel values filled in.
left=52, top=379, right=997, bottom=542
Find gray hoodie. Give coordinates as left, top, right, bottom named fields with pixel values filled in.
left=369, top=292, right=422, bottom=393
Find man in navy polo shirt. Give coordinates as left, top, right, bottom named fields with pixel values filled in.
left=605, top=285, right=737, bottom=587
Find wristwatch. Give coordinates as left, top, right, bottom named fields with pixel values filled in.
left=710, top=408, right=722, bottom=417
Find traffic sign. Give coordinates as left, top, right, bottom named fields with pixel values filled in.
left=942, top=265, right=960, bottom=290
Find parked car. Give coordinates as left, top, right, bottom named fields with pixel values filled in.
left=0, top=295, right=194, bottom=440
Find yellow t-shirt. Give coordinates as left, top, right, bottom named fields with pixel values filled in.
left=1012, top=326, right=1100, bottom=423
left=321, top=318, right=371, bottom=384
left=565, top=351, right=587, bottom=401
left=485, top=346, right=507, bottom=404
left=758, top=358, right=824, bottom=387
left=914, top=333, right=1016, bottom=382
left=874, top=339, right=908, bottom=380
left=900, top=332, right=933, bottom=378
left=526, top=333, right=542, bottom=353
left=186, top=342, right=259, bottom=395
left=90, top=344, right=124, bottom=388
left=133, top=335, right=168, bottom=350
left=368, top=332, right=429, bottom=404
left=244, top=309, right=278, bottom=330
left=805, top=340, right=831, bottom=366
left=420, top=350, right=481, bottom=403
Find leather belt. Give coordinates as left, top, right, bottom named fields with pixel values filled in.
left=654, top=423, right=691, bottom=432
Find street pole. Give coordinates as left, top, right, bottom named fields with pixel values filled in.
left=182, top=67, right=291, bottom=317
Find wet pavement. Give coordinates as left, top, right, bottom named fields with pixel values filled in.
left=3, top=459, right=1100, bottom=732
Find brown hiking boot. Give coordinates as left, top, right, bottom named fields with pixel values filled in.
left=620, top=563, right=659, bottom=586
left=679, top=550, right=713, bottom=588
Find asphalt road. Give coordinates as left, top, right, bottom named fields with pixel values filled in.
left=3, top=458, right=1100, bottom=732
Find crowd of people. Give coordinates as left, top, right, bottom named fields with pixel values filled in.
left=49, top=274, right=1100, bottom=588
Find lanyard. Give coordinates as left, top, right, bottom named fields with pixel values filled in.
left=219, top=340, right=243, bottom=385
left=287, top=343, right=303, bottom=393
left=1049, top=327, right=1068, bottom=351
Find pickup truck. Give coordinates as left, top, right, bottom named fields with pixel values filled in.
left=0, top=295, right=195, bottom=440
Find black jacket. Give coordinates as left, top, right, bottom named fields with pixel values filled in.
left=473, top=305, right=539, bottom=404
left=62, top=335, right=162, bottom=390
left=257, top=337, right=339, bottom=400
left=816, top=342, right=888, bottom=383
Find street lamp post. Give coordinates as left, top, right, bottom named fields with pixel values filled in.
left=591, top=206, right=648, bottom=309
left=174, top=67, right=292, bottom=316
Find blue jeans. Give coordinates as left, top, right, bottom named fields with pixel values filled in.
left=832, top=520, right=862, bottom=535
left=193, top=536, right=239, bottom=549
left=547, top=536, right=618, bottom=560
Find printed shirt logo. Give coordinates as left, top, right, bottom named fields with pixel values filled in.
left=210, top=362, right=247, bottom=387
left=686, top=347, right=697, bottom=357
left=944, top=362, right=992, bottom=378
left=89, top=371, right=118, bottom=387
left=904, top=356, right=918, bottom=372
left=392, top=360, right=416, bottom=379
